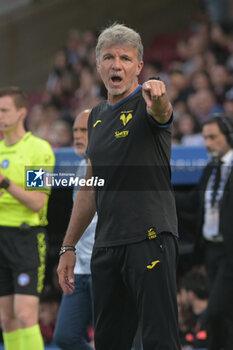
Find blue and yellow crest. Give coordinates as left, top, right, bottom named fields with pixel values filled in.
left=120, top=110, right=133, bottom=126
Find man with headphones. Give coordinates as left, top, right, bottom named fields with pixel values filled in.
left=176, top=113, right=233, bottom=350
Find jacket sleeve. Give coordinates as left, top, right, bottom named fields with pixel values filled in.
left=175, top=163, right=211, bottom=214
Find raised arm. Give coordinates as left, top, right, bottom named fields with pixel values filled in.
left=142, top=79, right=173, bottom=124
left=57, top=159, right=96, bottom=294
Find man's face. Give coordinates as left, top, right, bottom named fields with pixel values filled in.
left=0, top=96, right=24, bottom=132
left=96, top=44, right=143, bottom=102
left=73, top=112, right=89, bottom=156
left=202, top=122, right=231, bottom=159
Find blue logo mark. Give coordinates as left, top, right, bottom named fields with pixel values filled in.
left=17, top=273, right=30, bottom=286
left=26, top=168, right=45, bottom=188
left=1, top=159, right=9, bottom=169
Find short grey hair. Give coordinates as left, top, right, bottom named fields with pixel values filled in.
left=96, top=23, right=143, bottom=62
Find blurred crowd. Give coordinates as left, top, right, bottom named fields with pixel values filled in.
left=22, top=14, right=233, bottom=153
left=0, top=2, right=233, bottom=348
left=25, top=28, right=105, bottom=149
left=0, top=10, right=231, bottom=151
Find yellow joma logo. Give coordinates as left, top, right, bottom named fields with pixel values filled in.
left=148, top=228, right=157, bottom=240
left=93, top=120, right=102, bottom=127
left=147, top=260, right=160, bottom=269
left=120, top=113, right=133, bottom=126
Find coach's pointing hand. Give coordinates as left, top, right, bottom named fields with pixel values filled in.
left=142, top=79, right=172, bottom=124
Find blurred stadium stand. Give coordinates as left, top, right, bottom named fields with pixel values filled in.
left=144, top=30, right=191, bottom=70
left=0, top=0, right=201, bottom=90
left=0, top=0, right=34, bottom=17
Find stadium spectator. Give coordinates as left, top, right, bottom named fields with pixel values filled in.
left=168, top=70, right=191, bottom=105
left=179, top=270, right=209, bottom=349
left=173, top=28, right=208, bottom=78
left=39, top=290, right=60, bottom=345
left=29, top=102, right=63, bottom=141
left=203, top=0, right=229, bottom=23
left=0, top=87, right=55, bottom=350
left=48, top=119, right=73, bottom=148
left=177, top=112, right=204, bottom=146
left=26, top=104, right=46, bottom=136
left=140, top=59, right=169, bottom=85
left=209, top=64, right=232, bottom=103
left=182, top=33, right=207, bottom=75
left=191, top=70, right=212, bottom=92
left=171, top=119, right=183, bottom=145
left=187, top=89, right=223, bottom=123
left=177, top=289, right=194, bottom=348
left=223, top=88, right=233, bottom=119
left=210, top=22, right=232, bottom=51
left=71, top=61, right=104, bottom=116
left=46, top=48, right=73, bottom=93
left=65, top=29, right=82, bottom=66
left=82, top=30, right=97, bottom=52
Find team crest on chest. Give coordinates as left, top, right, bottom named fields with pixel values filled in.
left=120, top=110, right=133, bottom=126
left=1, top=159, right=9, bottom=169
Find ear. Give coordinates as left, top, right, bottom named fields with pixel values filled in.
left=136, top=61, right=144, bottom=76
left=19, top=107, right=27, bottom=120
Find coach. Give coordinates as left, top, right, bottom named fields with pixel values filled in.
left=57, top=23, right=180, bottom=350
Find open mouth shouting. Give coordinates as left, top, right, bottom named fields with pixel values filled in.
left=110, top=74, right=123, bottom=86
left=108, top=74, right=125, bottom=96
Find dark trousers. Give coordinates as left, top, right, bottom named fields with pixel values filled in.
left=91, top=233, right=180, bottom=350
left=54, top=274, right=93, bottom=350
left=205, top=241, right=233, bottom=350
